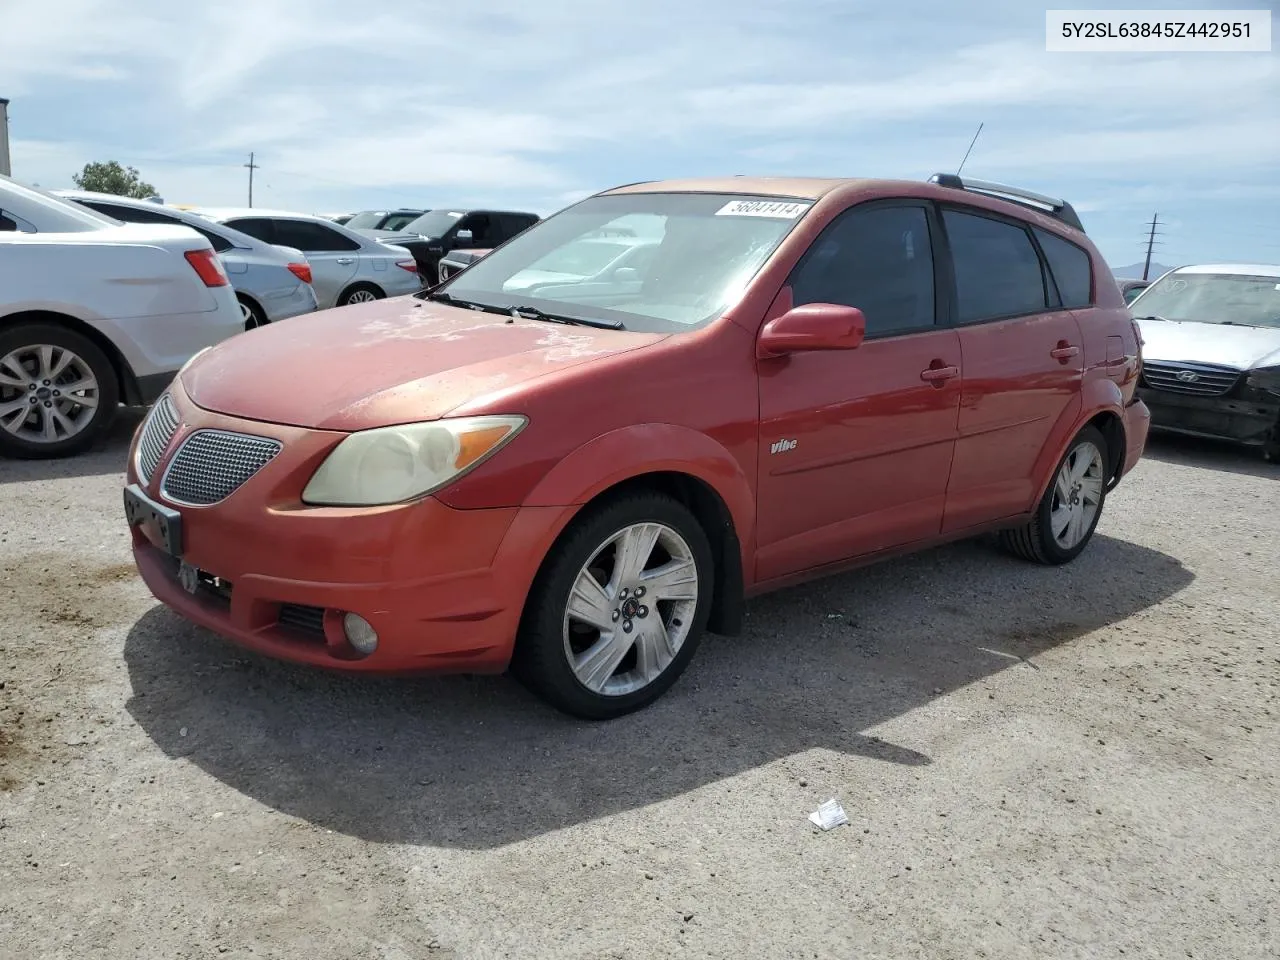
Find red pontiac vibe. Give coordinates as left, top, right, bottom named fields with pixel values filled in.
left=124, top=174, right=1150, bottom=719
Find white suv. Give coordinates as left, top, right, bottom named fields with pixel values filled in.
left=0, top=176, right=243, bottom=459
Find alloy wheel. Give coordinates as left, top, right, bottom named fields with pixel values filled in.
left=346, top=289, right=377, bottom=304
left=562, top=522, right=700, bottom=697
left=1049, top=440, right=1104, bottom=549
left=0, top=344, right=101, bottom=445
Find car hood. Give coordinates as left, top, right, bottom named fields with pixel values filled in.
left=181, top=297, right=666, bottom=431
left=1136, top=318, right=1280, bottom=370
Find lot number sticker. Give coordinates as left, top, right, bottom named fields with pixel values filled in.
left=715, top=200, right=811, bottom=219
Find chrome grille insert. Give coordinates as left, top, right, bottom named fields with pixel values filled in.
left=136, top=394, right=179, bottom=482
left=1141, top=361, right=1242, bottom=397
left=160, top=429, right=282, bottom=506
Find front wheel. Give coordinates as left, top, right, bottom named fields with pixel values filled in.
left=1000, top=425, right=1109, bottom=565
left=513, top=493, right=714, bottom=720
left=0, top=324, right=120, bottom=460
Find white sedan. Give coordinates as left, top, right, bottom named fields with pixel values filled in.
left=0, top=176, right=243, bottom=459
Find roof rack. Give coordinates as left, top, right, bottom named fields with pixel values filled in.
left=928, top=173, right=1085, bottom=233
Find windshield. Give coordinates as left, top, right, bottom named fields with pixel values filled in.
left=381, top=211, right=422, bottom=231
left=343, top=211, right=388, bottom=229
left=439, top=193, right=812, bottom=332
left=1132, top=272, right=1280, bottom=329
left=523, top=240, right=642, bottom=277
left=402, top=210, right=465, bottom=237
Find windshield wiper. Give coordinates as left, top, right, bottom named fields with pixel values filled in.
left=508, top=304, right=624, bottom=330
left=1133, top=314, right=1171, bottom=322
left=420, top=289, right=507, bottom=314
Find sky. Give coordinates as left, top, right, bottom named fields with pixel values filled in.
left=2, top=0, right=1277, bottom=270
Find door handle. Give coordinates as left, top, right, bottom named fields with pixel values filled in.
left=920, top=363, right=959, bottom=384
left=1050, top=342, right=1080, bottom=362
left=336, top=257, right=356, bottom=265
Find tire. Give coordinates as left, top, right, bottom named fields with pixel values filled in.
left=0, top=323, right=120, bottom=460
left=238, top=295, right=268, bottom=331
left=1000, top=425, right=1109, bottom=565
left=338, top=283, right=384, bottom=307
left=512, top=492, right=714, bottom=720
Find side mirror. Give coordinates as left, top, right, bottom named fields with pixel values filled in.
left=757, top=303, right=867, bottom=359
left=454, top=229, right=474, bottom=245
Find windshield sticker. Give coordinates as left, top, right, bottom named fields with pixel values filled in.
left=715, top=200, right=811, bottom=219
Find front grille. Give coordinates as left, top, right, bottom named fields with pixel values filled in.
left=278, top=603, right=326, bottom=640
left=160, top=429, right=282, bottom=505
left=1141, top=361, right=1242, bottom=397
left=136, top=394, right=179, bottom=481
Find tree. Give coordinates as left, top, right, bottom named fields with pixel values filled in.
left=72, top=161, right=158, bottom=199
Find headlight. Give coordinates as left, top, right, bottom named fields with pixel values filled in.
left=301, top=415, right=527, bottom=506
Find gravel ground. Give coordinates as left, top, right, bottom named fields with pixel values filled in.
left=1, top=414, right=1277, bottom=960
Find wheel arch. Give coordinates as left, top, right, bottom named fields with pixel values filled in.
left=338, top=280, right=385, bottom=304
left=1030, top=377, right=1127, bottom=507
left=518, top=424, right=755, bottom=636
left=0, top=309, right=140, bottom=404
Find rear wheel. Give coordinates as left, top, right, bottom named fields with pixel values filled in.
left=1000, top=425, right=1109, bottom=565
left=338, top=283, right=383, bottom=307
left=0, top=324, right=120, bottom=459
left=238, top=295, right=268, bottom=331
left=512, top=493, right=713, bottom=720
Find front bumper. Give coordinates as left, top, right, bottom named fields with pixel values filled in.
left=125, top=381, right=576, bottom=674
left=1137, top=386, right=1280, bottom=446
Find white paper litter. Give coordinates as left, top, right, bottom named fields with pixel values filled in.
left=808, top=799, right=850, bottom=831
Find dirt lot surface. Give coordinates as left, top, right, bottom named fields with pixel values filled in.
left=1, top=412, right=1277, bottom=959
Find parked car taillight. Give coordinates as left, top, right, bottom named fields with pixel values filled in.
left=184, top=248, right=230, bottom=287
left=395, top=260, right=418, bottom=274
left=288, top=262, right=313, bottom=285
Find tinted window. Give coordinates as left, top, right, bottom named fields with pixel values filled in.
left=789, top=204, right=936, bottom=336
left=223, top=218, right=275, bottom=243
left=0, top=210, right=37, bottom=233
left=381, top=212, right=421, bottom=231
left=455, top=213, right=493, bottom=245
left=82, top=202, right=233, bottom=253
left=271, top=219, right=360, bottom=252
left=1035, top=228, right=1093, bottom=308
left=944, top=210, right=1047, bottom=323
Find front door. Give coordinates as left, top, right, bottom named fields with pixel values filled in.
left=755, top=201, right=962, bottom=583
left=936, top=207, right=1086, bottom=531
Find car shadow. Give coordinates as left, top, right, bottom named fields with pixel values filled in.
left=1141, top=432, right=1278, bottom=481
left=0, top=407, right=142, bottom=484
left=123, top=533, right=1192, bottom=850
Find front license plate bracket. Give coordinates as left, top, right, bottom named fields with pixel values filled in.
left=123, top=483, right=184, bottom=557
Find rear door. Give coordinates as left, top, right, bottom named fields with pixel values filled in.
left=263, top=219, right=360, bottom=308
left=755, top=200, right=962, bottom=582
left=939, top=207, right=1085, bottom=532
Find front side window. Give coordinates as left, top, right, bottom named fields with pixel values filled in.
left=1130, top=272, right=1280, bottom=329
left=789, top=204, right=936, bottom=336
left=440, top=193, right=812, bottom=333
left=944, top=209, right=1048, bottom=323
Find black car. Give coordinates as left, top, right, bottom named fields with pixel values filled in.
left=354, top=208, right=539, bottom=282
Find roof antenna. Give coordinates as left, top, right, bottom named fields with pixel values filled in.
left=956, top=122, right=984, bottom=176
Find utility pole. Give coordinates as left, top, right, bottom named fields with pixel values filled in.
left=0, top=97, right=11, bottom=177
left=244, top=152, right=260, bottom=207
left=1142, top=213, right=1162, bottom=280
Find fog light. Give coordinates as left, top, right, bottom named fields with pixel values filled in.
left=342, top=613, right=378, bottom=655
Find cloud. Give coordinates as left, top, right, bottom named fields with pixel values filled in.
left=1, top=0, right=1276, bottom=264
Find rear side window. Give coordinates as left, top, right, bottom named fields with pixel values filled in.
left=223, top=218, right=275, bottom=243
left=943, top=209, right=1047, bottom=323
left=271, top=219, right=361, bottom=252
left=790, top=204, right=936, bottom=337
left=1035, top=228, right=1093, bottom=308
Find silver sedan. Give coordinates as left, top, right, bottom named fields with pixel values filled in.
left=57, top=190, right=319, bottom=330
left=192, top=208, right=424, bottom=308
